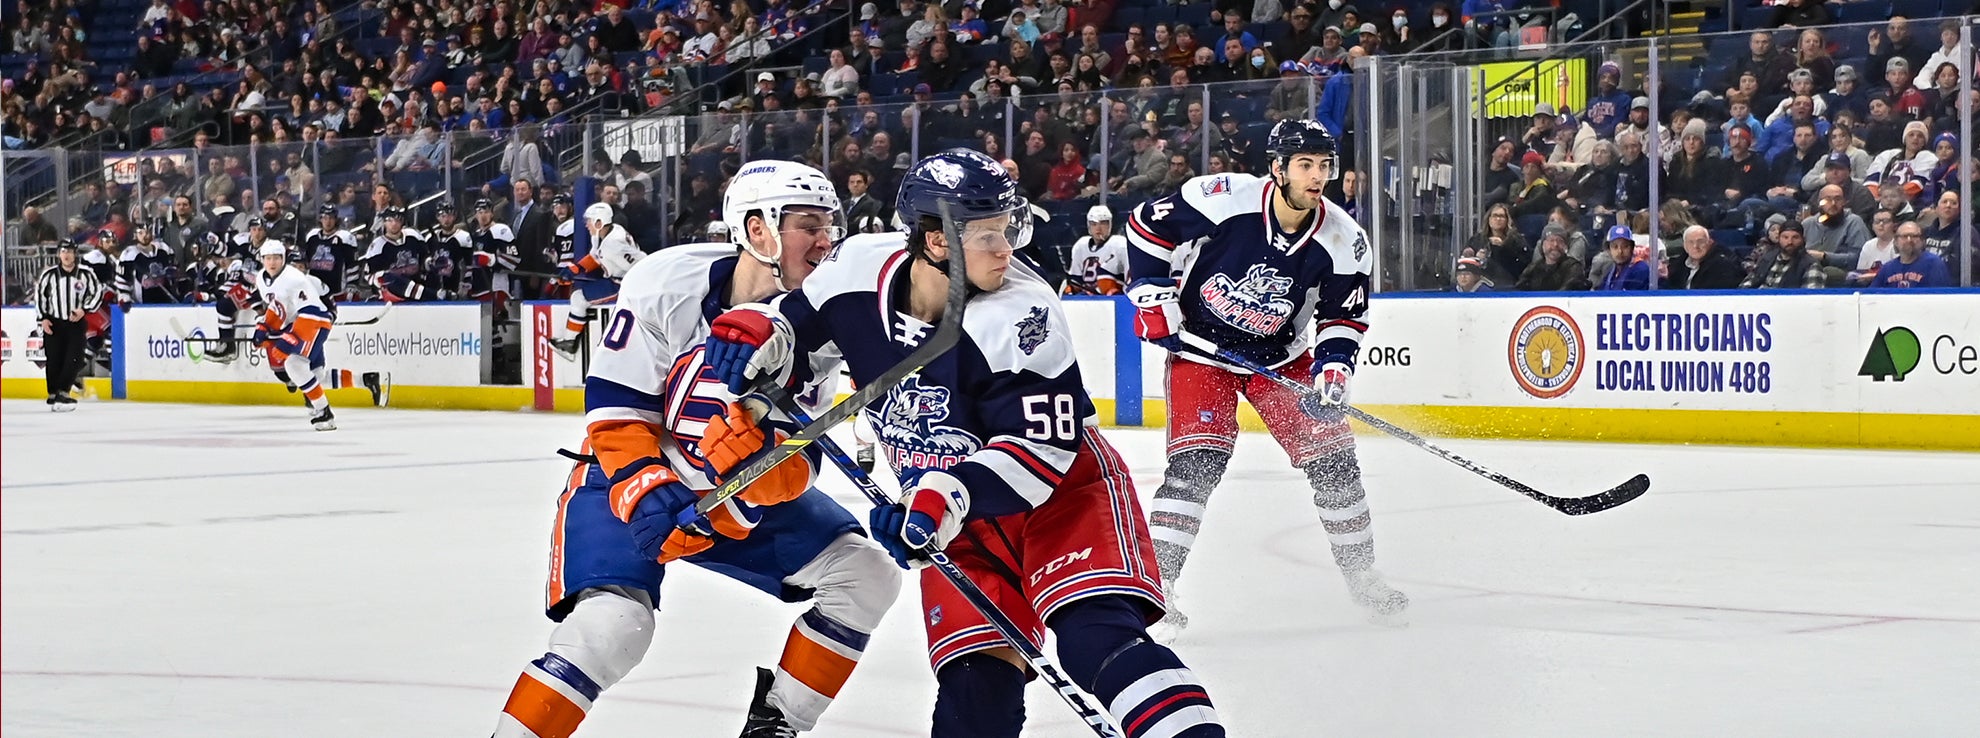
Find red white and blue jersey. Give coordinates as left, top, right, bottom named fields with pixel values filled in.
left=1125, top=173, right=1373, bottom=369
left=362, top=230, right=432, bottom=281
left=765, top=233, right=1097, bottom=519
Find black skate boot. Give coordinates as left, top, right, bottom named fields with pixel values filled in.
left=855, top=442, right=876, bottom=473
left=205, top=336, right=238, bottom=362
left=548, top=336, right=580, bottom=359
left=739, top=666, right=797, bottom=737
left=310, top=406, right=337, bottom=431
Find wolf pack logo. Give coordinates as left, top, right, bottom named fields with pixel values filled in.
left=1016, top=306, right=1050, bottom=355
left=1199, top=264, right=1295, bottom=335
left=876, top=375, right=982, bottom=473
left=918, top=158, right=968, bottom=189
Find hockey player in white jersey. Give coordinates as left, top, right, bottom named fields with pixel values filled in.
left=493, top=161, right=900, bottom=738
left=1064, top=204, right=1128, bottom=295
left=252, top=242, right=337, bottom=430
left=1125, top=119, right=1406, bottom=636
left=548, top=202, right=645, bottom=357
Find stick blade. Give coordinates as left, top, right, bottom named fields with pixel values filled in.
left=1555, top=474, right=1651, bottom=516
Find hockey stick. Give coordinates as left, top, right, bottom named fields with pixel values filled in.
left=757, top=386, right=1125, bottom=738
left=168, top=302, right=397, bottom=346
left=1169, top=333, right=1650, bottom=516
left=691, top=199, right=974, bottom=518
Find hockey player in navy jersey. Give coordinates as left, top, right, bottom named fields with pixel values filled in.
left=493, top=161, right=901, bottom=738
left=424, top=201, right=477, bottom=299
left=202, top=217, right=279, bottom=362
left=705, top=149, right=1225, bottom=738
left=362, top=208, right=436, bottom=302
left=115, top=226, right=180, bottom=305
left=1125, top=118, right=1407, bottom=636
left=301, top=205, right=362, bottom=300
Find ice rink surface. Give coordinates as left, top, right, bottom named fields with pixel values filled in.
left=5, top=400, right=1979, bottom=737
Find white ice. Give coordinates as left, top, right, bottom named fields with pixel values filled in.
left=4, top=400, right=1979, bottom=737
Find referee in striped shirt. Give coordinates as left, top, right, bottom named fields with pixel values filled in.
left=31, top=241, right=105, bottom=411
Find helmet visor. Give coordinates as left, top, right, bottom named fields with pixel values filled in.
left=777, top=205, right=847, bottom=245
left=954, top=198, right=1032, bottom=253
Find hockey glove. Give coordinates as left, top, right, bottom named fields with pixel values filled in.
left=705, top=306, right=794, bottom=396
left=1126, top=278, right=1185, bottom=351
left=1297, top=359, right=1354, bottom=422
left=870, top=471, right=969, bottom=569
left=555, top=265, right=579, bottom=282
left=698, top=400, right=813, bottom=506
left=609, top=457, right=716, bottom=562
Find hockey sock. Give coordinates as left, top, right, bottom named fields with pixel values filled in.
left=561, top=293, right=590, bottom=340
left=284, top=355, right=328, bottom=410
left=495, top=589, right=654, bottom=738
left=1302, top=452, right=1375, bottom=571
left=930, top=653, right=1026, bottom=738
left=770, top=608, right=872, bottom=730
left=1148, top=449, right=1232, bottom=584
left=1050, top=597, right=1222, bottom=737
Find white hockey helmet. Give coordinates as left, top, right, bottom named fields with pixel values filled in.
left=1086, top=205, right=1112, bottom=224
left=705, top=219, right=732, bottom=239
left=722, top=160, right=844, bottom=266
left=583, top=202, right=615, bottom=229
left=258, top=241, right=287, bottom=258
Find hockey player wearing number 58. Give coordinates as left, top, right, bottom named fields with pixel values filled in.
left=704, top=149, right=1226, bottom=738
left=548, top=202, right=645, bottom=358
left=492, top=161, right=902, bottom=738
left=1125, top=118, right=1408, bottom=638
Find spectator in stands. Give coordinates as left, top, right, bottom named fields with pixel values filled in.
left=1667, top=225, right=1744, bottom=289
left=1741, top=219, right=1825, bottom=288
left=1276, top=6, right=1320, bottom=60
left=922, top=40, right=963, bottom=92
left=596, top=5, right=641, bottom=55
left=1769, top=0, right=1833, bottom=28
left=1109, top=128, right=1165, bottom=195
left=1002, top=8, right=1040, bottom=44
left=1265, top=61, right=1314, bottom=123
left=1308, top=25, right=1347, bottom=67
left=1509, top=150, right=1556, bottom=218
left=820, top=49, right=860, bottom=99
left=1664, top=120, right=1723, bottom=212
left=1593, top=225, right=1650, bottom=290
left=1919, top=20, right=1965, bottom=89
left=1916, top=191, right=1975, bottom=280
left=1822, top=65, right=1867, bottom=121
left=1803, top=183, right=1870, bottom=275
left=1515, top=228, right=1592, bottom=291
left=1725, top=33, right=1791, bottom=102
left=1215, top=12, right=1258, bottom=63
left=1868, top=121, right=1938, bottom=201
left=1036, top=0, right=1068, bottom=35
left=1582, top=63, right=1632, bottom=140
left=1479, top=137, right=1521, bottom=206
left=1847, top=210, right=1901, bottom=285
left=17, top=206, right=60, bottom=245
left=1871, top=219, right=1955, bottom=287
left=1871, top=59, right=1928, bottom=122
left=1447, top=257, right=1492, bottom=292
left=1867, top=17, right=1933, bottom=86
left=1566, top=140, right=1621, bottom=215
left=1919, top=62, right=1965, bottom=129
left=1466, top=202, right=1528, bottom=284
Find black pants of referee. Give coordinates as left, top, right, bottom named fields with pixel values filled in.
left=42, top=317, right=87, bottom=398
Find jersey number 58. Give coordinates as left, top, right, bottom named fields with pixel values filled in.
left=1022, top=394, right=1078, bottom=442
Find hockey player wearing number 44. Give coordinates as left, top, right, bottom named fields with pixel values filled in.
left=1126, top=118, right=1408, bottom=638
left=492, top=161, right=902, bottom=738
left=705, top=149, right=1226, bottom=738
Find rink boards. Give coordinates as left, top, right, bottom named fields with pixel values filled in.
left=5, top=291, right=1977, bottom=450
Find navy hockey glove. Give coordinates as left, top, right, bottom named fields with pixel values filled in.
left=704, top=307, right=793, bottom=395
left=870, top=471, right=969, bottom=569
left=1127, top=278, right=1184, bottom=351
left=1297, top=359, right=1354, bottom=422
left=608, top=458, right=714, bottom=562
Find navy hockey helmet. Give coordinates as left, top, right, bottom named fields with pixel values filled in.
left=380, top=207, right=405, bottom=222
left=1266, top=118, right=1339, bottom=181
left=473, top=198, right=494, bottom=212
left=895, top=148, right=1031, bottom=258
left=550, top=193, right=573, bottom=206
left=317, top=204, right=338, bottom=219
left=435, top=200, right=457, bottom=214
left=245, top=216, right=267, bottom=229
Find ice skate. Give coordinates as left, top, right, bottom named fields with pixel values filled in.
left=51, top=393, right=77, bottom=413
left=205, top=339, right=238, bottom=362
left=854, top=441, right=876, bottom=473
left=738, top=667, right=797, bottom=738
left=1148, top=583, right=1189, bottom=643
left=548, top=336, right=580, bottom=359
left=310, top=407, right=337, bottom=431
left=1345, top=568, right=1408, bottom=625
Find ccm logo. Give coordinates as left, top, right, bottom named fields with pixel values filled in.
left=1029, top=547, right=1093, bottom=586
left=533, top=308, right=552, bottom=390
